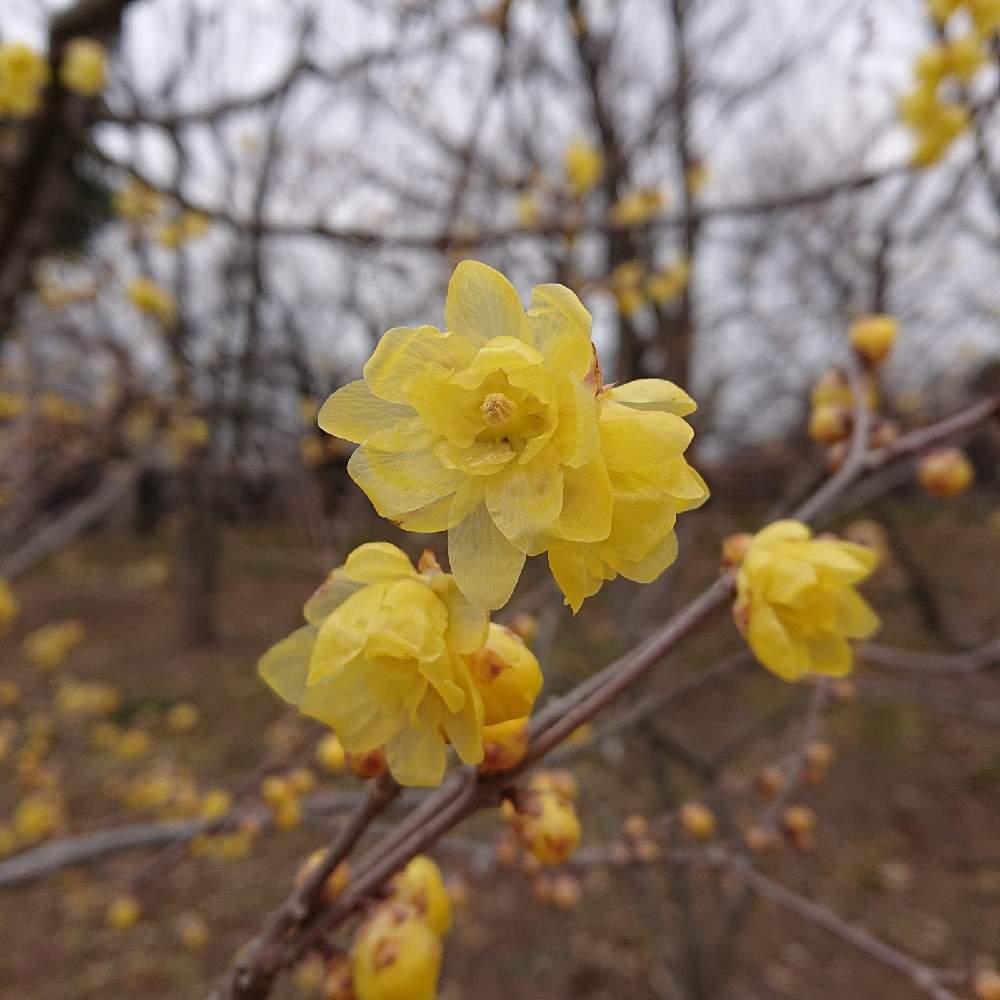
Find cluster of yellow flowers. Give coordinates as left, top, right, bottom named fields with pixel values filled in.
left=114, top=177, right=212, bottom=252
left=319, top=261, right=707, bottom=611
left=260, top=767, right=317, bottom=830
left=127, top=276, right=177, bottom=326
left=22, top=619, right=85, bottom=670
left=59, top=38, right=107, bottom=97
left=260, top=542, right=542, bottom=787
left=564, top=138, right=604, bottom=197
left=899, top=0, right=1000, bottom=165
left=54, top=677, right=120, bottom=717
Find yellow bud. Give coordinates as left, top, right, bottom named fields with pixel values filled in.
left=517, top=792, right=582, bottom=866
left=974, top=970, right=1000, bottom=1000
left=528, top=768, right=578, bottom=801
left=346, top=748, right=388, bottom=781
left=261, top=776, right=293, bottom=807
left=315, top=733, right=347, bottom=773
left=295, top=850, right=351, bottom=903
left=352, top=902, right=442, bottom=1000
left=804, top=740, right=835, bottom=785
left=274, top=798, right=303, bottom=831
left=918, top=447, right=974, bottom=498
left=849, top=314, right=897, bottom=364
left=293, top=954, right=327, bottom=994
left=480, top=717, right=529, bottom=772
left=550, top=872, right=583, bottom=910
left=106, top=895, right=141, bottom=930
left=59, top=38, right=106, bottom=96
left=116, top=728, right=151, bottom=759
left=754, top=766, right=786, bottom=802
left=321, top=954, right=354, bottom=1000
left=390, top=855, right=452, bottom=935
left=166, top=702, right=200, bottom=733
left=945, top=34, right=986, bottom=81
left=176, top=912, right=209, bottom=951
left=782, top=804, right=818, bottom=849
left=808, top=404, right=850, bottom=445
left=743, top=825, right=780, bottom=853
left=621, top=813, right=650, bottom=842
left=287, top=767, right=317, bottom=795
left=679, top=801, right=716, bottom=840
left=200, top=788, right=232, bottom=820
left=465, top=624, right=543, bottom=726
left=720, top=532, right=751, bottom=569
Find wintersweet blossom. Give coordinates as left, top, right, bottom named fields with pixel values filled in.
left=564, top=138, right=603, bottom=197
left=320, top=261, right=707, bottom=610
left=258, top=543, right=538, bottom=786
left=0, top=579, right=17, bottom=635
left=733, top=521, right=879, bottom=681
left=0, top=43, right=50, bottom=118
left=352, top=902, right=441, bottom=1000
left=59, top=38, right=106, bottom=96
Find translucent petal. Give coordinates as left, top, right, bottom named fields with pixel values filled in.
left=548, top=541, right=609, bottom=613
left=303, top=571, right=363, bottom=626
left=805, top=632, right=854, bottom=677
left=385, top=721, right=448, bottom=787
left=445, top=260, right=525, bottom=345
left=619, top=529, right=678, bottom=584
left=363, top=325, right=476, bottom=403
left=752, top=520, right=811, bottom=547
left=416, top=650, right=466, bottom=713
left=523, top=283, right=594, bottom=378
left=836, top=589, right=880, bottom=639
left=318, top=380, right=416, bottom=443
left=348, top=446, right=465, bottom=518
left=448, top=502, right=526, bottom=610
left=748, top=602, right=804, bottom=681
left=438, top=659, right=484, bottom=765
left=258, top=624, right=317, bottom=705
left=428, top=574, right=490, bottom=653
left=485, top=451, right=564, bottom=547
left=604, top=469, right=678, bottom=561
left=558, top=458, right=613, bottom=543
left=550, top=378, right=601, bottom=469
left=344, top=542, right=418, bottom=583
left=599, top=401, right=694, bottom=471
left=434, top=438, right=515, bottom=476
left=607, top=379, right=697, bottom=416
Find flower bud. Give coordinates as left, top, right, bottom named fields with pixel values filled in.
left=295, top=850, right=351, bottom=903
left=808, top=404, right=850, bottom=445
left=621, top=813, right=650, bottom=842
left=106, top=895, right=141, bottom=930
left=352, top=902, right=442, bottom=1000
left=321, top=954, right=354, bottom=1000
left=973, top=970, right=1000, bottom=1000
left=166, top=702, right=200, bottom=733
left=804, top=740, right=835, bottom=785
left=261, top=776, right=294, bottom=807
left=465, top=624, right=543, bottom=725
left=389, top=855, right=452, bottom=936
left=293, top=954, right=326, bottom=993
left=849, top=314, right=898, bottom=365
left=480, top=717, right=529, bottom=772
left=288, top=767, right=317, bottom=795
left=743, top=825, right=780, bottom=854
left=274, top=797, right=303, bottom=831
left=754, top=766, right=786, bottom=802
left=869, top=419, right=899, bottom=450
left=529, top=769, right=578, bottom=801
left=346, top=748, right=388, bottom=780
left=516, top=792, right=582, bottom=866
left=782, top=804, right=817, bottom=849
left=917, top=447, right=974, bottom=499
left=200, top=788, right=233, bottom=820
left=550, top=872, right=583, bottom=910
left=679, top=802, right=716, bottom=841
left=316, top=733, right=347, bottom=773
left=176, top=912, right=209, bottom=951
left=721, top=533, right=751, bottom=569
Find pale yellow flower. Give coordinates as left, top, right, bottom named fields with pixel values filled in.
left=59, top=38, right=106, bottom=96
left=564, top=138, right=603, bottom=197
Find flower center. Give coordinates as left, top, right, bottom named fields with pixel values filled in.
left=481, top=392, right=516, bottom=426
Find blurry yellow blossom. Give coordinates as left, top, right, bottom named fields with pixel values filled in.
left=611, top=260, right=646, bottom=316
left=300, top=436, right=326, bottom=467
left=733, top=520, right=879, bottom=681
left=166, top=415, right=210, bottom=463
left=546, top=378, right=708, bottom=612
left=808, top=403, right=850, bottom=445
left=945, top=33, right=987, bottom=80
left=116, top=728, right=152, bottom=758
left=389, top=855, right=452, bottom=935
left=810, top=368, right=878, bottom=411
left=106, top=895, right=141, bottom=930
left=647, top=257, right=690, bottom=305
left=0, top=43, right=50, bottom=118
left=0, top=579, right=18, bottom=635
left=38, top=392, right=86, bottom=426
left=0, top=392, right=25, bottom=420
left=23, top=620, right=85, bottom=670
left=352, top=902, right=442, bottom=1000
left=176, top=913, right=209, bottom=951
left=610, top=187, right=665, bottom=226
left=0, top=680, right=20, bottom=707
left=512, top=789, right=581, bottom=865
left=516, top=191, right=540, bottom=227
left=917, top=446, right=974, bottom=498
left=294, top=849, right=350, bottom=902
left=158, top=210, right=211, bottom=248
left=679, top=801, right=716, bottom=840
left=927, top=0, right=963, bottom=22
left=59, top=38, right=106, bottom=96
left=55, top=678, right=120, bottom=717
left=910, top=101, right=969, bottom=166
left=167, top=701, right=200, bottom=732
left=128, top=277, right=176, bottom=324
left=200, top=788, right=232, bottom=820
left=564, top=138, right=603, bottom=197
left=12, top=791, right=64, bottom=844
left=113, top=179, right=164, bottom=222
left=259, top=542, right=496, bottom=786
left=849, top=314, right=898, bottom=364
left=967, top=0, right=1000, bottom=35
left=315, top=732, right=347, bottom=773
left=480, top=716, right=529, bottom=771
left=686, top=161, right=710, bottom=193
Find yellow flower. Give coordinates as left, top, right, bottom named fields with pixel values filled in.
left=0, top=579, right=18, bottom=635
left=176, top=913, right=209, bottom=951
left=166, top=701, right=200, bottom=732
left=315, top=732, right=347, bottom=773
left=514, top=790, right=581, bottom=865
left=113, top=179, right=164, bottom=222
left=686, top=161, right=710, bottom=194
left=389, top=855, right=452, bottom=935
left=22, top=620, right=84, bottom=670
left=59, top=38, right=106, bottom=96
left=259, top=543, right=496, bottom=786
left=480, top=716, right=529, bottom=771
left=352, top=902, right=442, bottom=1000
left=917, top=446, right=974, bottom=498
left=546, top=380, right=708, bottom=612
left=849, top=314, right=897, bottom=364
left=808, top=404, right=849, bottom=445
left=945, top=33, right=987, bottom=80
left=12, top=791, right=64, bottom=844
left=464, top=623, right=542, bottom=724
left=320, top=262, right=705, bottom=611
left=909, top=101, right=969, bottom=166
left=128, top=277, right=176, bottom=324
left=516, top=191, right=540, bottom=227
left=610, top=188, right=666, bottom=226
left=734, top=521, right=879, bottom=681
left=927, top=0, right=962, bottom=23
left=564, top=138, right=603, bottom=197
left=106, top=895, right=141, bottom=930
left=158, top=210, right=210, bottom=248
left=611, top=261, right=646, bottom=316
left=0, top=43, right=50, bottom=118
left=647, top=258, right=690, bottom=305
left=967, top=0, right=1000, bottom=35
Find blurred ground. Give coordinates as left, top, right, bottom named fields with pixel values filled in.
left=1, top=497, right=999, bottom=1000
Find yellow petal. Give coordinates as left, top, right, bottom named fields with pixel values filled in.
left=753, top=520, right=811, bottom=547
left=398, top=478, right=485, bottom=533
left=836, top=589, right=880, bottom=639
left=804, top=633, right=853, bottom=677
left=428, top=574, right=490, bottom=654
left=607, top=379, right=697, bottom=416
left=599, top=401, right=694, bottom=471
left=619, top=529, right=678, bottom=584
left=344, top=542, right=418, bottom=583
left=550, top=378, right=601, bottom=469
left=523, top=283, right=594, bottom=378
left=747, top=602, right=806, bottom=681
left=348, top=446, right=463, bottom=518
left=303, top=570, right=363, bottom=625
left=448, top=502, right=526, bottom=610
left=363, top=325, right=476, bottom=403
left=485, top=452, right=564, bottom=548
left=385, top=720, right=447, bottom=787
left=603, top=469, right=678, bottom=561
left=445, top=260, right=525, bottom=345
left=258, top=625, right=317, bottom=705
left=318, top=380, right=416, bottom=443
left=558, top=457, right=612, bottom=543
left=438, top=663, right=484, bottom=765
left=547, top=541, right=609, bottom=613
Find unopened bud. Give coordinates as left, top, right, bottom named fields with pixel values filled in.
left=918, top=447, right=974, bottom=499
